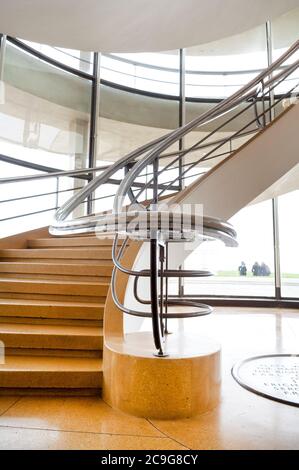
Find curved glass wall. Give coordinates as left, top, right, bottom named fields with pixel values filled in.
left=0, top=8, right=298, bottom=302
left=101, top=52, right=180, bottom=96
left=19, top=40, right=94, bottom=74
left=1, top=41, right=92, bottom=170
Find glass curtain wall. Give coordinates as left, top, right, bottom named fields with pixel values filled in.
left=0, top=37, right=93, bottom=236
left=1, top=41, right=92, bottom=170
left=183, top=23, right=273, bottom=297
left=183, top=17, right=299, bottom=301
left=96, top=50, right=181, bottom=212
left=0, top=8, right=299, bottom=301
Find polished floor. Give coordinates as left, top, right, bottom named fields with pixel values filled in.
left=0, top=307, right=299, bottom=450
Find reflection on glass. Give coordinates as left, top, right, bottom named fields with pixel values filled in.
left=1, top=42, right=92, bottom=169
left=0, top=41, right=92, bottom=235
left=96, top=51, right=180, bottom=213
left=101, top=51, right=180, bottom=96
left=20, top=39, right=94, bottom=74
left=272, top=7, right=299, bottom=99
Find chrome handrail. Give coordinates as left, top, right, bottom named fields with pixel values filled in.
left=49, top=40, right=299, bottom=233
left=0, top=163, right=111, bottom=184
left=115, top=52, right=299, bottom=213
left=48, top=40, right=299, bottom=356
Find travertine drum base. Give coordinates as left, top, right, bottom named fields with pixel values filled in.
left=103, top=332, right=221, bottom=419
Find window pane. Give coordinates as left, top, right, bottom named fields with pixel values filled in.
left=1, top=41, right=92, bottom=170
left=101, top=51, right=180, bottom=96
left=184, top=200, right=275, bottom=297
left=0, top=41, right=92, bottom=235
left=19, top=39, right=93, bottom=74
left=278, top=191, right=299, bottom=299
left=96, top=50, right=180, bottom=213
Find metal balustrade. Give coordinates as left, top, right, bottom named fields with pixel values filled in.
left=0, top=40, right=298, bottom=355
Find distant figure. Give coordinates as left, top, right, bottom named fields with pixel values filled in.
left=260, top=262, right=271, bottom=276
left=252, top=261, right=260, bottom=276
left=238, top=261, right=247, bottom=276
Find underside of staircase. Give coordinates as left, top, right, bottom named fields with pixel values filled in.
left=0, top=230, right=116, bottom=395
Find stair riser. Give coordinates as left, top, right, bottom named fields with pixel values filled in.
left=28, top=238, right=118, bottom=248
left=0, top=274, right=111, bottom=283
left=0, top=305, right=104, bottom=320
left=0, top=293, right=106, bottom=303
left=4, top=348, right=102, bottom=358
left=0, top=281, right=109, bottom=297
left=0, top=333, right=103, bottom=350
left=0, top=372, right=102, bottom=389
left=0, top=316, right=102, bottom=327
left=0, top=264, right=113, bottom=276
left=0, top=388, right=102, bottom=396
left=0, top=249, right=113, bottom=259
left=0, top=258, right=114, bottom=265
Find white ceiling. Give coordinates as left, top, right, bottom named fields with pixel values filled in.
left=0, top=0, right=298, bottom=52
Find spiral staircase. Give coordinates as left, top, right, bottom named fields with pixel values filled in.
left=0, top=41, right=298, bottom=401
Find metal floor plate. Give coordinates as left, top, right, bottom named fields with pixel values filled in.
left=232, top=354, right=299, bottom=407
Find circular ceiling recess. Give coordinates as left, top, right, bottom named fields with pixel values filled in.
left=0, top=0, right=299, bottom=52
left=232, top=354, right=299, bottom=407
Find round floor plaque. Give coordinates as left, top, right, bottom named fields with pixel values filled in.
left=232, top=354, right=299, bottom=407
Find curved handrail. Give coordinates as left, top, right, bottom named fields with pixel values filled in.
left=48, top=40, right=299, bottom=356
left=49, top=39, right=299, bottom=235
left=114, top=49, right=299, bottom=213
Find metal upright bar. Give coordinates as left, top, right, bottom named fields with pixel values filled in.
left=0, top=34, right=7, bottom=80
left=159, top=243, right=165, bottom=337
left=152, top=157, right=159, bottom=206
left=0, top=34, right=7, bottom=104
left=87, top=52, right=101, bottom=214
left=178, top=48, right=186, bottom=297
left=179, top=48, right=186, bottom=191
left=266, top=20, right=275, bottom=122
left=55, top=177, right=60, bottom=209
left=150, top=238, right=164, bottom=355
left=272, top=197, right=282, bottom=300
left=266, top=21, right=281, bottom=300
left=164, top=242, right=170, bottom=334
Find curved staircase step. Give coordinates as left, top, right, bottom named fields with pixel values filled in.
left=0, top=278, right=109, bottom=297
left=0, top=322, right=103, bottom=351
left=0, top=299, right=104, bottom=320
left=0, top=355, right=103, bottom=389
left=0, top=262, right=113, bottom=277
left=28, top=237, right=121, bottom=248
left=0, top=248, right=113, bottom=260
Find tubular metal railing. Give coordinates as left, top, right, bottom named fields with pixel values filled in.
left=49, top=41, right=299, bottom=356
left=1, top=41, right=298, bottom=355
